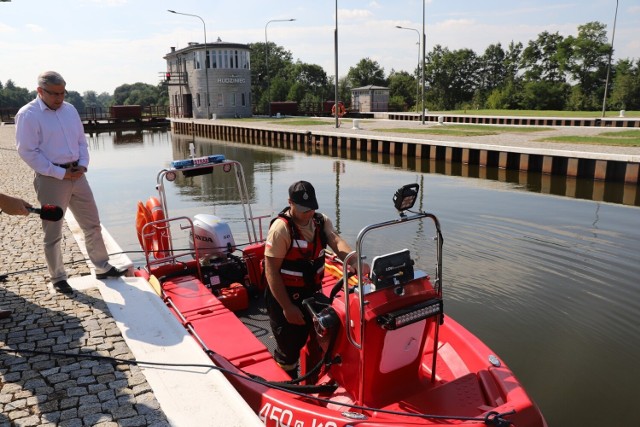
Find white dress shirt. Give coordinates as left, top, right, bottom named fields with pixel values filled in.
left=15, top=96, right=89, bottom=180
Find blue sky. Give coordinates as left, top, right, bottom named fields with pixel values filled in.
left=1, top=0, right=638, bottom=94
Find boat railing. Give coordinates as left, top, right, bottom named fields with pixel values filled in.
left=342, top=210, right=444, bottom=351
left=140, top=216, right=202, bottom=281
left=155, top=157, right=262, bottom=249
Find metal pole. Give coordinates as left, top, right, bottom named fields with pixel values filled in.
left=265, top=18, right=296, bottom=117
left=421, top=0, right=426, bottom=125
left=335, top=0, right=339, bottom=128
left=601, top=0, right=619, bottom=118
left=396, top=26, right=420, bottom=114
left=168, top=10, right=210, bottom=119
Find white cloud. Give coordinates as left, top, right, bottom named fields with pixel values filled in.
left=0, top=22, right=15, bottom=33
left=340, top=9, right=374, bottom=20
left=26, top=24, right=45, bottom=33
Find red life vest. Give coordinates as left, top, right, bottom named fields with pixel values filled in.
left=272, top=208, right=327, bottom=289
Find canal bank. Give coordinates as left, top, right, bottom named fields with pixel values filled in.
left=0, top=125, right=261, bottom=426
left=169, top=116, right=640, bottom=185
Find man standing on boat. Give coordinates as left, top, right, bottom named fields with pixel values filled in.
left=15, top=71, right=127, bottom=295
left=264, top=180, right=358, bottom=378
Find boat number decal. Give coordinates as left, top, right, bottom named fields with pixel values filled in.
left=259, top=403, right=338, bottom=427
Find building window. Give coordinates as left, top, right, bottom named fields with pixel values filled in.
left=218, top=50, right=223, bottom=69
left=196, top=93, right=201, bottom=107
left=194, top=51, right=201, bottom=70
left=231, top=93, right=237, bottom=107
left=211, top=50, right=217, bottom=68
left=217, top=93, right=224, bottom=107
left=241, top=93, right=246, bottom=107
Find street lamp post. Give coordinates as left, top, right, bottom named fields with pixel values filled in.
left=265, top=18, right=296, bottom=117
left=334, top=0, right=339, bottom=128
left=168, top=9, right=210, bottom=119
left=601, top=0, right=619, bottom=118
left=396, top=25, right=421, bottom=115
left=421, top=0, right=426, bottom=125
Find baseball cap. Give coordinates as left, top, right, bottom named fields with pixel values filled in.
left=289, top=180, right=319, bottom=212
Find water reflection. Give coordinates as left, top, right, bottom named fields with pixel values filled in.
left=297, top=142, right=640, bottom=207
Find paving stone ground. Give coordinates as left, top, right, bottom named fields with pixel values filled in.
left=0, top=125, right=169, bottom=427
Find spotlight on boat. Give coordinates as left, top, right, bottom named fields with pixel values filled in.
left=165, top=171, right=177, bottom=182
left=393, top=183, right=419, bottom=213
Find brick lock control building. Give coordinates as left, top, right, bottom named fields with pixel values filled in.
left=164, top=40, right=252, bottom=119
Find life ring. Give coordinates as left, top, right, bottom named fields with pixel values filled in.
left=135, top=197, right=170, bottom=259
left=145, top=197, right=170, bottom=259
left=135, top=201, right=154, bottom=253
left=331, top=103, right=346, bottom=117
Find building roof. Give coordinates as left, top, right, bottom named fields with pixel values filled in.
left=164, top=40, right=249, bottom=59
left=351, top=85, right=389, bottom=91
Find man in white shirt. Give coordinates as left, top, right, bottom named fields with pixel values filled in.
left=15, top=71, right=127, bottom=295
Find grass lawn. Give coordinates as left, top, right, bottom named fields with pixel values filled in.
left=372, top=124, right=553, bottom=137
left=439, top=109, right=640, bottom=118
left=542, top=130, right=640, bottom=147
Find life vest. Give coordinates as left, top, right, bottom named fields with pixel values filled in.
left=271, top=208, right=327, bottom=289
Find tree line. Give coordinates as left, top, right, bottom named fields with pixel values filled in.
left=0, top=81, right=168, bottom=114
left=2, top=20, right=638, bottom=115
left=250, top=21, right=638, bottom=113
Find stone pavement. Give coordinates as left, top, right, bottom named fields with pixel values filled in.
left=0, top=124, right=169, bottom=427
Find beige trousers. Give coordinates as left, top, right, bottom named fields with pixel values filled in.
left=34, top=173, right=111, bottom=283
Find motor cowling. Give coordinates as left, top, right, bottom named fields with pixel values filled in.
left=191, top=214, right=236, bottom=259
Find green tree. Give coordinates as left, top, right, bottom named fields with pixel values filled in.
left=248, top=41, right=294, bottom=113
left=65, top=91, right=85, bottom=112
left=0, top=79, right=33, bottom=109
left=388, top=69, right=417, bottom=111
left=565, top=21, right=611, bottom=110
left=112, top=82, right=167, bottom=107
left=346, top=58, right=386, bottom=88
left=286, top=62, right=329, bottom=104
left=424, top=46, right=479, bottom=110
left=521, top=31, right=570, bottom=83
left=609, top=59, right=640, bottom=110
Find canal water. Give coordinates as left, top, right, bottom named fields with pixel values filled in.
left=87, top=129, right=640, bottom=427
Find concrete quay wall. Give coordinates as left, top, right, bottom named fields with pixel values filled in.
left=170, top=119, right=640, bottom=185
left=383, top=112, right=640, bottom=128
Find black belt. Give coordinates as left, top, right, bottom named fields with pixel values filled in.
left=53, top=161, right=79, bottom=169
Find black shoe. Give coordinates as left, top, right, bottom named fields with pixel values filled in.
left=53, top=280, right=74, bottom=295
left=96, top=266, right=128, bottom=280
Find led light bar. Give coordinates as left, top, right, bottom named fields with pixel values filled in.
left=377, top=298, right=443, bottom=330
left=172, top=154, right=226, bottom=169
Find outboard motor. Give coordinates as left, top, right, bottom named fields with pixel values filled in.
left=191, top=214, right=236, bottom=261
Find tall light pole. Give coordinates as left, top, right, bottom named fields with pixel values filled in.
left=334, top=0, right=339, bottom=128
left=396, top=26, right=421, bottom=114
left=265, top=18, right=296, bottom=117
left=168, top=9, right=210, bottom=119
left=421, top=0, right=426, bottom=125
left=601, top=0, right=619, bottom=118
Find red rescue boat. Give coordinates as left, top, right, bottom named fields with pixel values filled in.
left=134, top=155, right=546, bottom=427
